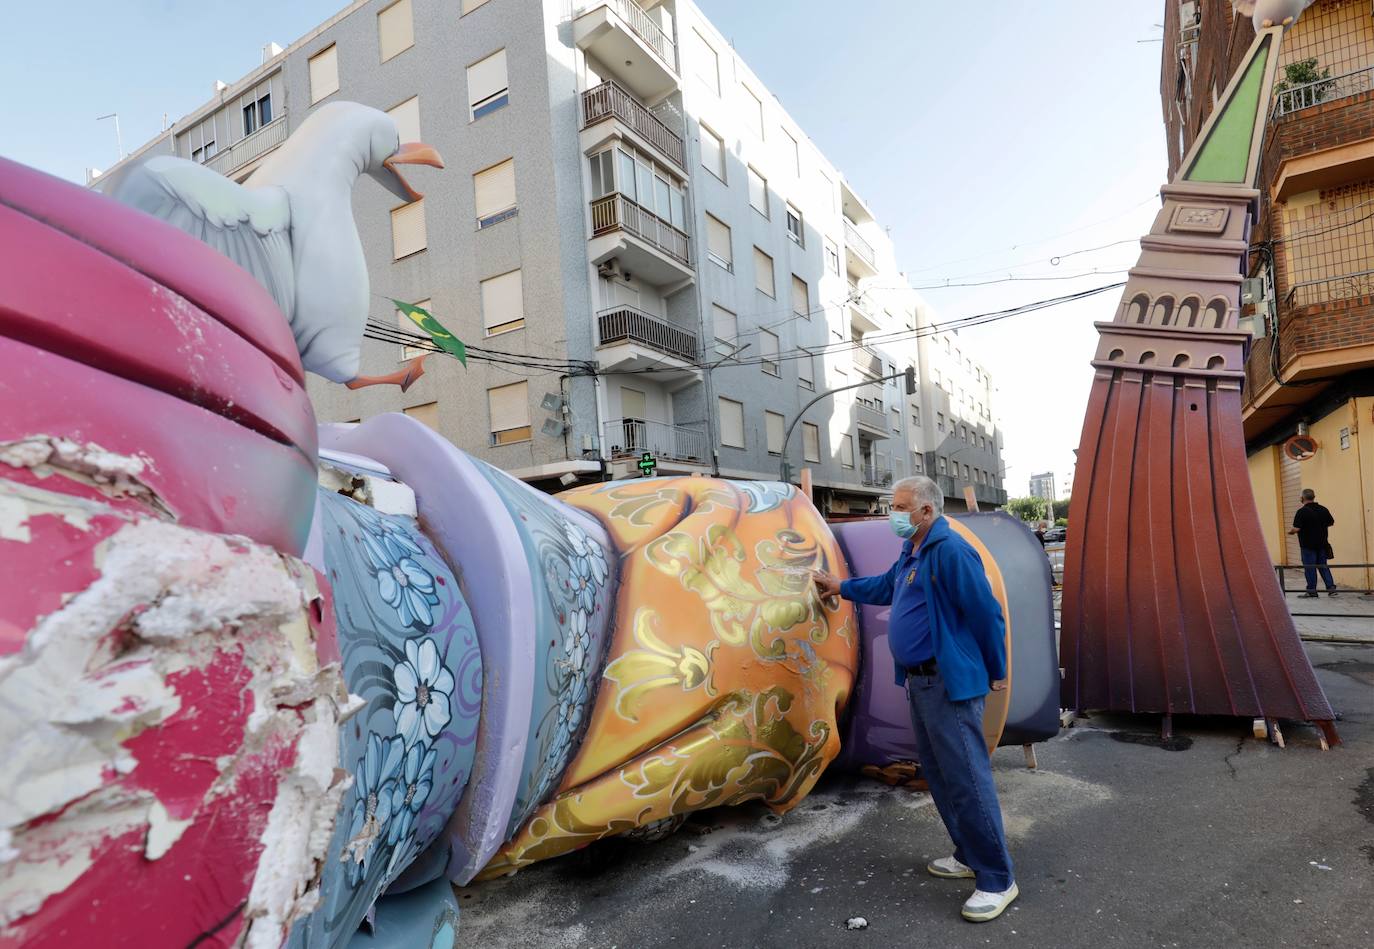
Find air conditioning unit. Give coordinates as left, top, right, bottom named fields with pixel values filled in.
left=597, top=258, right=622, bottom=279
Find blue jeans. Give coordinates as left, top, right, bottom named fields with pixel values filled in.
left=905, top=670, right=1014, bottom=892
left=1300, top=546, right=1335, bottom=592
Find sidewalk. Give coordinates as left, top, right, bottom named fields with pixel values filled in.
left=1283, top=589, right=1374, bottom=645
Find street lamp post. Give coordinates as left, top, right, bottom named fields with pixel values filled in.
left=779, top=367, right=915, bottom=484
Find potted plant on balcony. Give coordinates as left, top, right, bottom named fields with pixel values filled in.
left=1275, top=57, right=1334, bottom=112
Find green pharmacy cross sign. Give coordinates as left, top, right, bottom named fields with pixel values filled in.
left=637, top=452, right=657, bottom=477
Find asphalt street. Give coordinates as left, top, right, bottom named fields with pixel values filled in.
left=457, top=643, right=1374, bottom=949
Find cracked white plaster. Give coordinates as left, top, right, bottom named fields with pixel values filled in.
left=317, top=462, right=416, bottom=518
left=0, top=436, right=173, bottom=520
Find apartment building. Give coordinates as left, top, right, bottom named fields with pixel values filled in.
left=1163, top=0, right=1374, bottom=586
left=1028, top=471, right=1055, bottom=502
left=98, top=0, right=1005, bottom=511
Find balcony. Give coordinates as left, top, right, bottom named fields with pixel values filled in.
left=851, top=344, right=882, bottom=378
left=582, top=80, right=685, bottom=171
left=975, top=483, right=1008, bottom=507
left=860, top=456, right=893, bottom=488
left=595, top=305, right=698, bottom=378
left=204, top=115, right=287, bottom=177
left=603, top=418, right=708, bottom=464
left=856, top=401, right=890, bottom=437
left=844, top=218, right=878, bottom=278
left=1273, top=65, right=1374, bottom=118
left=574, top=0, right=679, bottom=101
left=589, top=192, right=694, bottom=285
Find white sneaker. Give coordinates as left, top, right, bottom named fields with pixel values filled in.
left=926, top=855, right=975, bottom=879
left=961, top=882, right=1019, bottom=922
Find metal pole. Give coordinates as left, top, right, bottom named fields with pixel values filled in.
left=778, top=370, right=906, bottom=482
left=96, top=113, right=123, bottom=163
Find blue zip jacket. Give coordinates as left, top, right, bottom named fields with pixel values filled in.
left=840, top=516, right=1007, bottom=701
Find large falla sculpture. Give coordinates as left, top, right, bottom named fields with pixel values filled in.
left=1061, top=23, right=1338, bottom=745
left=0, top=107, right=1058, bottom=946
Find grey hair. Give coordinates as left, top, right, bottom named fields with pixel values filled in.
left=1301, top=488, right=1315, bottom=501
left=892, top=475, right=944, bottom=514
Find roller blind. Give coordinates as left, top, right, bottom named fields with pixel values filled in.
left=798, top=352, right=813, bottom=387
left=403, top=401, right=438, bottom=431
left=760, top=329, right=779, bottom=374
left=765, top=411, right=784, bottom=454
left=719, top=397, right=744, bottom=448
left=706, top=214, right=731, bottom=265
left=397, top=298, right=431, bottom=358
left=481, top=269, right=524, bottom=334
left=378, top=0, right=414, bottom=62
left=748, top=167, right=767, bottom=215
left=309, top=46, right=339, bottom=104
left=753, top=247, right=774, bottom=296
left=792, top=275, right=808, bottom=315
left=461, top=0, right=489, bottom=12
left=802, top=423, right=820, bottom=462
left=691, top=29, right=719, bottom=94
left=474, top=159, right=516, bottom=220
left=841, top=434, right=855, bottom=467
left=700, top=125, right=724, bottom=179
left=467, top=49, right=508, bottom=112
left=388, top=96, right=421, bottom=144
left=712, top=304, right=736, bottom=343
left=488, top=382, right=529, bottom=433
left=391, top=200, right=426, bottom=258
left=620, top=387, right=647, bottom=420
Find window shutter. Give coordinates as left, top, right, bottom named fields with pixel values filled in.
left=474, top=159, right=516, bottom=221
left=388, top=96, right=421, bottom=144
left=742, top=85, right=763, bottom=138
left=712, top=304, right=736, bottom=343
left=309, top=46, right=339, bottom=103
left=841, top=434, right=855, bottom=467
left=753, top=247, right=774, bottom=296
left=748, top=167, right=767, bottom=215
left=391, top=200, right=427, bottom=258
left=692, top=30, right=719, bottom=94
left=718, top=398, right=744, bottom=448
left=792, top=275, right=808, bottom=315
left=467, top=49, right=508, bottom=112
left=397, top=298, right=431, bottom=358
left=706, top=214, right=731, bottom=265
left=403, top=401, right=439, bottom=431
left=798, top=353, right=813, bottom=387
left=488, top=382, right=529, bottom=434
left=802, top=423, right=820, bottom=462
left=766, top=411, right=784, bottom=454
left=620, top=387, right=647, bottom=420
left=760, top=330, right=779, bottom=374
left=378, top=0, right=414, bottom=62
left=701, top=126, right=724, bottom=179
left=461, top=0, right=489, bottom=12
left=481, top=269, right=524, bottom=334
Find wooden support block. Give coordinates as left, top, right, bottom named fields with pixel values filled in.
left=963, top=485, right=980, bottom=512
left=1059, top=708, right=1075, bottom=729
left=800, top=467, right=813, bottom=497
left=1252, top=717, right=1267, bottom=740
left=1316, top=719, right=1340, bottom=749
left=1023, top=744, right=1038, bottom=770
left=1266, top=718, right=1285, bottom=749
left=1317, top=729, right=1330, bottom=752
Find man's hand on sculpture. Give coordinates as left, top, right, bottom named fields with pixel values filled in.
left=811, top=570, right=842, bottom=599
left=990, top=679, right=1008, bottom=692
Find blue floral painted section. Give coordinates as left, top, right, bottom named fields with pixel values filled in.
left=287, top=489, right=482, bottom=949
left=737, top=481, right=796, bottom=514
left=468, top=460, right=615, bottom=837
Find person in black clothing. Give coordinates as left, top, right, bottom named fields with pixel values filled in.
left=1033, top=523, right=1047, bottom=547
left=1288, top=488, right=1337, bottom=597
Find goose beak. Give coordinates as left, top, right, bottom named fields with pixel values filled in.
left=381, top=142, right=445, bottom=201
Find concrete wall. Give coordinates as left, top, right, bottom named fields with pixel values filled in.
left=1247, top=445, right=1285, bottom=563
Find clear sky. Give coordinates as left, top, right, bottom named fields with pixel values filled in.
left=2, top=0, right=1170, bottom=499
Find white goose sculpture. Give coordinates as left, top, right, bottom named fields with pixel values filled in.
left=109, top=101, right=443, bottom=388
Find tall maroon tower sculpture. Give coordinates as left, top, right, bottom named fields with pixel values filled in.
left=1061, top=25, right=1338, bottom=744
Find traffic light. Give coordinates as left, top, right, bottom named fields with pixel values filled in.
left=904, top=365, right=917, bottom=395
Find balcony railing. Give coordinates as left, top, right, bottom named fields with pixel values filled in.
left=1272, top=64, right=1374, bottom=118
left=590, top=192, right=691, bottom=266
left=582, top=80, right=685, bottom=169
left=975, top=483, right=1009, bottom=507
left=1286, top=267, right=1374, bottom=308
left=860, top=458, right=893, bottom=488
left=596, top=305, right=697, bottom=362
left=603, top=418, right=708, bottom=463
left=844, top=218, right=876, bottom=268
left=856, top=401, right=888, bottom=432
left=204, top=116, right=288, bottom=176
left=593, top=0, right=677, bottom=70
left=852, top=344, right=882, bottom=377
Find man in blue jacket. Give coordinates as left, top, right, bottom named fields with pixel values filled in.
left=813, top=475, right=1017, bottom=922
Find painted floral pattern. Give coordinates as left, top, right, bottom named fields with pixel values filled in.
left=393, top=638, right=454, bottom=747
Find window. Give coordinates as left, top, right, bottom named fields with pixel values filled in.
left=481, top=269, right=524, bottom=335
left=700, top=124, right=725, bottom=180
left=1340, top=426, right=1352, bottom=450
left=309, top=45, right=339, bottom=104
left=825, top=238, right=839, bottom=275
left=391, top=200, right=427, bottom=259
left=913, top=453, right=924, bottom=474
left=933, top=369, right=942, bottom=389
left=242, top=92, right=272, bottom=136
left=818, top=170, right=835, bottom=211
left=691, top=29, right=720, bottom=95
left=765, top=411, right=785, bottom=454
left=798, top=351, right=814, bottom=390
left=474, top=159, right=516, bottom=228
left=980, top=435, right=987, bottom=450
left=468, top=49, right=509, bottom=120
left=605, top=145, right=686, bottom=227
left=962, top=463, right=970, bottom=480
left=186, top=117, right=217, bottom=163
left=747, top=166, right=768, bottom=216
left=781, top=128, right=799, bottom=176
left=461, top=0, right=490, bottom=12
left=802, top=422, right=820, bottom=463
left=791, top=275, right=809, bottom=318
left=912, top=408, right=921, bottom=426
left=960, top=424, right=968, bottom=441
left=404, top=401, right=439, bottom=431
left=388, top=96, right=421, bottom=143
left=706, top=214, right=732, bottom=270
left=719, top=397, right=745, bottom=448
left=753, top=247, right=774, bottom=297
left=712, top=304, right=737, bottom=354
left=760, top=329, right=779, bottom=376
left=378, top=0, right=414, bottom=62
left=488, top=382, right=531, bottom=444
left=785, top=203, right=803, bottom=245
left=936, top=412, right=945, bottom=432
left=620, top=386, right=647, bottom=422
left=840, top=434, right=855, bottom=469
left=938, top=456, right=948, bottom=474
left=742, top=84, right=764, bottom=138
left=397, top=298, right=431, bottom=359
